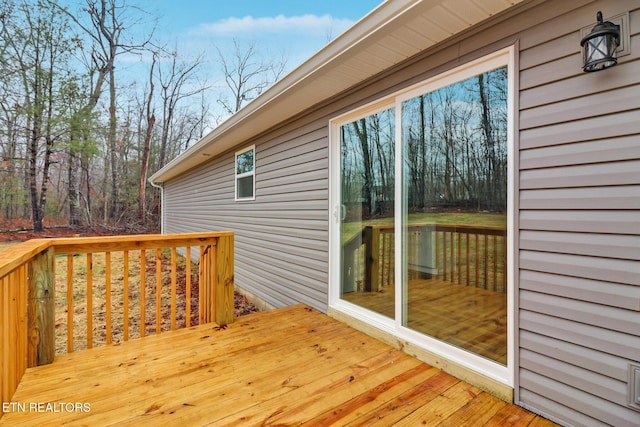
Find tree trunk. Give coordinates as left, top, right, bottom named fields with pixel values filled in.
left=418, top=94, right=426, bottom=209
left=80, top=143, right=93, bottom=226
left=352, top=119, right=374, bottom=218
left=477, top=73, right=498, bottom=211
left=68, top=149, right=82, bottom=226
left=139, top=112, right=154, bottom=222
left=29, top=133, right=43, bottom=232
left=108, top=68, right=119, bottom=222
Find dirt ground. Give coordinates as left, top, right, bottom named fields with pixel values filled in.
left=0, top=223, right=133, bottom=241
left=1, top=225, right=259, bottom=354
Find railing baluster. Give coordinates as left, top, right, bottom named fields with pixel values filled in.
left=457, top=230, right=461, bottom=285
left=155, top=248, right=162, bottom=334
left=19, top=266, right=27, bottom=368
left=210, top=243, right=217, bottom=323
left=434, top=231, right=440, bottom=280
left=475, top=233, right=479, bottom=287
left=140, top=249, right=146, bottom=338
left=86, top=253, right=93, bottom=349
left=67, top=254, right=73, bottom=353
left=493, top=235, right=498, bottom=291
left=465, top=232, right=470, bottom=286
left=2, top=275, right=10, bottom=400
left=4, top=267, right=29, bottom=393
left=356, top=245, right=361, bottom=290
left=415, top=231, right=419, bottom=280
left=449, top=231, right=456, bottom=282
left=380, top=230, right=387, bottom=287
left=441, top=232, right=447, bottom=281
left=445, top=231, right=450, bottom=281
left=387, top=233, right=393, bottom=285
left=186, top=246, right=191, bottom=327
left=383, top=232, right=387, bottom=286
left=351, top=223, right=506, bottom=292
left=171, top=247, right=177, bottom=331
left=105, top=252, right=112, bottom=345
left=3, top=271, right=11, bottom=396
left=199, top=245, right=205, bottom=325
left=483, top=234, right=488, bottom=290
left=123, top=250, right=129, bottom=341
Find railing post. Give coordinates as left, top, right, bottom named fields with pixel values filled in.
left=27, top=248, right=55, bottom=367
left=215, top=234, right=235, bottom=326
left=415, top=226, right=436, bottom=279
left=364, top=226, right=380, bottom=292
left=342, top=242, right=355, bottom=292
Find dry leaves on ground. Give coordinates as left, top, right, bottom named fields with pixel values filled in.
left=0, top=227, right=260, bottom=354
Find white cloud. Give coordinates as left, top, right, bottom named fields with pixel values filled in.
left=194, top=14, right=354, bottom=37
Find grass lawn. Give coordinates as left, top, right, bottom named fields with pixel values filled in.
left=341, top=211, right=506, bottom=242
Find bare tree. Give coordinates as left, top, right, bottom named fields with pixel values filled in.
left=216, top=39, right=286, bottom=115
left=0, top=2, right=25, bottom=220
left=1, top=0, right=75, bottom=232
left=156, top=49, right=207, bottom=168
left=2, top=0, right=294, bottom=230
left=138, top=53, right=155, bottom=222
left=55, top=0, right=154, bottom=225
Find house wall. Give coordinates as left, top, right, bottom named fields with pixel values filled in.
left=515, top=1, right=640, bottom=426
left=163, top=0, right=640, bottom=425
left=163, top=119, right=331, bottom=311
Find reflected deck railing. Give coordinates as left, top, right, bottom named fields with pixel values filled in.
left=0, top=231, right=234, bottom=409
left=343, top=223, right=506, bottom=293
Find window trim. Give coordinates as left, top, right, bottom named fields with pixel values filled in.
left=235, top=145, right=255, bottom=201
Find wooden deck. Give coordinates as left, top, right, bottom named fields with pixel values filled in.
left=1, top=305, right=555, bottom=426
left=342, top=279, right=507, bottom=364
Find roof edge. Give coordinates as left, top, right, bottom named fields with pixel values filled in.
left=149, top=0, right=418, bottom=183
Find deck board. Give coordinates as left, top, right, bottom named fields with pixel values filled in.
left=1, top=304, right=554, bottom=426
left=342, top=279, right=507, bottom=364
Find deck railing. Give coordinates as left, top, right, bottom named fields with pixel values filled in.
left=343, top=223, right=506, bottom=293
left=0, top=231, right=234, bottom=408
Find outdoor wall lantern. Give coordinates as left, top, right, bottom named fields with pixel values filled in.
left=580, top=11, right=620, bottom=72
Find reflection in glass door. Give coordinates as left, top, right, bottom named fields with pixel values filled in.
left=401, top=66, right=509, bottom=364
left=339, top=107, right=395, bottom=319
left=335, top=53, right=511, bottom=370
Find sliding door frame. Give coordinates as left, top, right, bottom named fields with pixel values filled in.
left=329, top=46, right=516, bottom=386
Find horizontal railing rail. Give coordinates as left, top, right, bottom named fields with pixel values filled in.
left=0, top=232, right=234, bottom=410
left=343, top=223, right=506, bottom=293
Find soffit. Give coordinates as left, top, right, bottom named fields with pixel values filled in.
left=151, top=0, right=525, bottom=183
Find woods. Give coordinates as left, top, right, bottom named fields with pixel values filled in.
left=340, top=66, right=508, bottom=220
left=0, top=0, right=283, bottom=232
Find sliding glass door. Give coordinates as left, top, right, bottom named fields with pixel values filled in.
left=400, top=66, right=508, bottom=365
left=339, top=107, right=396, bottom=319
left=334, top=48, right=512, bottom=374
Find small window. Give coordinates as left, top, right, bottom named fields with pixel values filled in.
left=235, top=145, right=255, bottom=200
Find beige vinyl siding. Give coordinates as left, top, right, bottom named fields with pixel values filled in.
left=164, top=120, right=330, bottom=311
left=517, top=1, right=640, bottom=426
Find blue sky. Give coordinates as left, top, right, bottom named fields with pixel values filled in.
left=58, top=0, right=383, bottom=123
left=135, top=0, right=384, bottom=69
left=144, top=1, right=382, bottom=33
